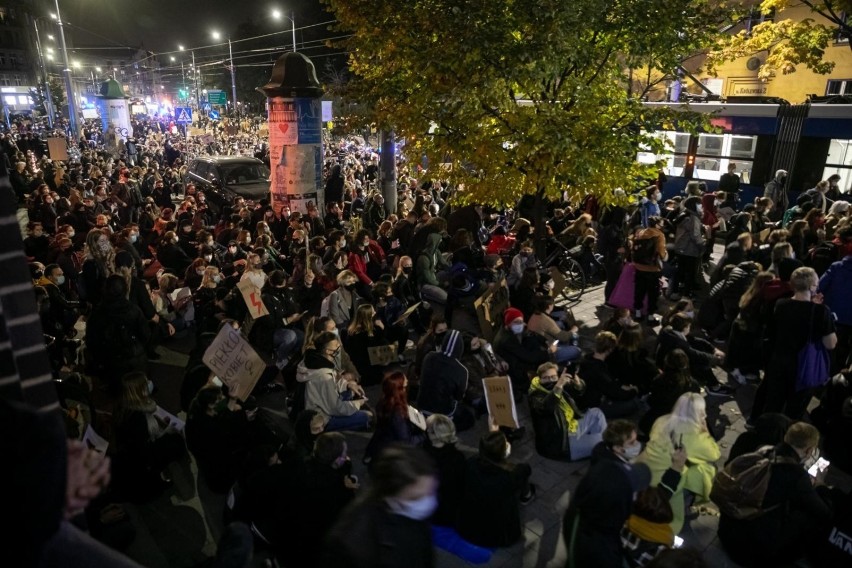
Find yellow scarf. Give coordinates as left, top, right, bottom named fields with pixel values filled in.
left=530, top=377, right=578, bottom=433
left=625, top=515, right=674, bottom=546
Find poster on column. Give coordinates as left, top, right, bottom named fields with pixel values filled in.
left=267, top=96, right=324, bottom=216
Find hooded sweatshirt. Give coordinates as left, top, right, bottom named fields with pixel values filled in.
left=417, top=330, right=468, bottom=415
left=415, top=232, right=444, bottom=287
left=296, top=350, right=360, bottom=418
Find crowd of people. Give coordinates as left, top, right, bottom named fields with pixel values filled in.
left=6, top=118, right=852, bottom=568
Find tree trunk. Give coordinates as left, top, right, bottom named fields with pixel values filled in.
left=533, top=187, right=548, bottom=260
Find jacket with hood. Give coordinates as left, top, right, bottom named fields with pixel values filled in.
left=296, top=350, right=361, bottom=418
left=764, top=169, right=788, bottom=211
left=674, top=209, right=704, bottom=258
left=414, top=232, right=445, bottom=287
left=417, top=330, right=468, bottom=415
left=819, top=254, right=852, bottom=326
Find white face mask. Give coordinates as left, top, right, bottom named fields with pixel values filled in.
left=56, top=275, right=66, bottom=285
left=696, top=205, right=704, bottom=215
left=386, top=494, right=438, bottom=521
left=510, top=323, right=525, bottom=334
left=653, top=192, right=661, bottom=201
left=622, top=442, right=642, bottom=461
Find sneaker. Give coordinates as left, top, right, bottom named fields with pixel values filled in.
left=706, top=383, right=736, bottom=397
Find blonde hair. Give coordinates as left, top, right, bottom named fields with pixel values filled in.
left=426, top=414, right=458, bottom=446
left=658, top=392, right=706, bottom=439
left=790, top=266, right=818, bottom=293
left=336, top=269, right=357, bottom=286
left=200, top=266, right=220, bottom=289
left=347, top=304, right=376, bottom=336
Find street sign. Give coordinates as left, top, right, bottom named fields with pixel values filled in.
left=207, top=90, right=227, bottom=105
left=208, top=110, right=220, bottom=120
left=201, top=102, right=211, bottom=111
left=175, top=107, right=192, bottom=124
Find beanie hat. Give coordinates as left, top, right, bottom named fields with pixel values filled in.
left=778, top=258, right=803, bottom=282
left=504, top=307, right=524, bottom=326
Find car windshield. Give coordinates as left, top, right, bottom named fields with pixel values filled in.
left=220, top=163, right=270, bottom=185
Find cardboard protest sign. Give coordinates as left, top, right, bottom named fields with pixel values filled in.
left=47, top=138, right=69, bottom=161
left=368, top=344, right=398, bottom=366
left=237, top=280, right=269, bottom=319
left=202, top=325, right=266, bottom=401
left=474, top=280, right=510, bottom=342
left=549, top=267, right=567, bottom=297
left=395, top=302, right=421, bottom=325
left=83, top=425, right=109, bottom=454
left=482, top=376, right=519, bottom=429
left=154, top=406, right=185, bottom=433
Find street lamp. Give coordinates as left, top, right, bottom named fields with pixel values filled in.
left=52, top=0, right=81, bottom=138
left=31, top=16, right=56, bottom=127
left=271, top=8, right=297, bottom=52
left=211, top=30, right=237, bottom=112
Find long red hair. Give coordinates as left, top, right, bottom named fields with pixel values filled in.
left=377, top=371, right=409, bottom=421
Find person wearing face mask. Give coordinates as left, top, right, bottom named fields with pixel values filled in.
left=639, top=186, right=662, bottom=229
left=576, top=331, right=642, bottom=419
left=417, top=330, right=475, bottom=431
left=507, top=241, right=537, bottom=289
left=80, top=229, right=116, bottom=306
left=327, top=270, right=362, bottom=333
left=23, top=222, right=50, bottom=263
left=223, top=239, right=247, bottom=264
left=322, top=446, right=437, bottom=568
left=717, top=422, right=834, bottom=567
left=457, top=426, right=534, bottom=548
left=493, top=307, right=555, bottom=395
left=764, top=169, right=789, bottom=222
left=528, top=362, right=607, bottom=461
left=156, top=230, right=193, bottom=276
left=673, top=196, right=705, bottom=298
left=635, top=393, right=720, bottom=534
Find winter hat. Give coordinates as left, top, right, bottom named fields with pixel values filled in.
left=504, top=307, right=524, bottom=326
left=115, top=250, right=134, bottom=269
left=440, top=330, right=464, bottom=358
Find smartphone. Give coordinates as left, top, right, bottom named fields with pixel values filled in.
left=808, top=457, right=830, bottom=477
left=673, top=536, right=684, bottom=548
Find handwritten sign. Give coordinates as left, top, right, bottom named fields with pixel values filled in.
left=47, top=137, right=69, bottom=161
left=395, top=302, right=422, bottom=325
left=368, top=343, right=398, bottom=366
left=237, top=280, right=269, bottom=319
left=202, top=325, right=266, bottom=401
left=482, top=376, right=519, bottom=429
left=549, top=267, right=567, bottom=298
left=474, top=279, right=510, bottom=342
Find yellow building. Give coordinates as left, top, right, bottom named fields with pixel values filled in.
left=690, top=5, right=852, bottom=102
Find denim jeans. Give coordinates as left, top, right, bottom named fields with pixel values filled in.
left=555, top=343, right=581, bottom=365
left=325, top=411, right=371, bottom=432
left=273, top=328, right=304, bottom=367
left=568, top=408, right=607, bottom=460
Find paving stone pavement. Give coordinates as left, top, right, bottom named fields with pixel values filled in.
left=124, top=245, right=848, bottom=568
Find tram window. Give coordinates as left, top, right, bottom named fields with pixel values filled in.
left=697, top=134, right=723, bottom=156
left=822, top=168, right=852, bottom=193
left=826, top=139, right=852, bottom=167
left=730, top=136, right=757, bottom=158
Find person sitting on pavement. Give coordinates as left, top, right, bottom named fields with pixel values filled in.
left=606, top=322, right=659, bottom=395
left=295, top=331, right=372, bottom=432
left=528, top=362, right=607, bottom=461
left=655, top=312, right=735, bottom=397
left=636, top=393, right=721, bottom=534
left=457, top=424, right=535, bottom=548
left=577, top=331, right=643, bottom=419
left=493, top=307, right=555, bottom=396
left=344, top=303, right=395, bottom=386
left=417, top=330, right=475, bottom=431
left=527, top=294, right=581, bottom=367
left=423, top=414, right=467, bottom=528
left=365, top=372, right=427, bottom=464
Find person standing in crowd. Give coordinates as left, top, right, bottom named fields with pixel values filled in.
left=631, top=215, right=667, bottom=323
left=673, top=196, right=705, bottom=298
left=322, top=446, right=437, bottom=568
left=764, top=169, right=789, bottom=222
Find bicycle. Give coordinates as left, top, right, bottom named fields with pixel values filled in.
left=540, top=239, right=587, bottom=303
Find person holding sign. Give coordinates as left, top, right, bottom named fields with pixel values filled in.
left=344, top=304, right=395, bottom=386
left=296, top=331, right=372, bottom=432
left=493, top=307, right=555, bottom=395
left=417, top=330, right=475, bottom=432
left=249, top=270, right=305, bottom=370
left=528, top=362, right=607, bottom=461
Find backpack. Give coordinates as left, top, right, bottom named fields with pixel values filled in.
left=807, top=242, right=839, bottom=276
left=631, top=234, right=659, bottom=266
left=710, top=446, right=796, bottom=520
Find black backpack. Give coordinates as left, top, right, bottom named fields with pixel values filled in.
left=631, top=235, right=659, bottom=265
left=807, top=242, right=839, bottom=276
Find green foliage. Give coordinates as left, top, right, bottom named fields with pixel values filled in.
left=324, top=0, right=722, bottom=206
left=707, top=0, right=848, bottom=80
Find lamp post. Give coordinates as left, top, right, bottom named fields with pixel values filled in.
left=212, top=31, right=237, bottom=112
left=271, top=9, right=297, bottom=52
left=52, top=0, right=80, bottom=139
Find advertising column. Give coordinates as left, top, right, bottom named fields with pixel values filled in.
left=259, top=53, right=324, bottom=216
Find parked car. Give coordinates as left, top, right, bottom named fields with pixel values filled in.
left=184, top=156, right=270, bottom=210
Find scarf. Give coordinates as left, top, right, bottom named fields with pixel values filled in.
left=530, top=377, right=578, bottom=433
left=625, top=515, right=674, bottom=546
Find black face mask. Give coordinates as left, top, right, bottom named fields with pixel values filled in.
left=402, top=266, right=413, bottom=275
left=434, top=332, right=446, bottom=343
left=345, top=283, right=357, bottom=291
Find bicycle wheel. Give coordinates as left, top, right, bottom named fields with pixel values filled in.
left=557, top=257, right=585, bottom=302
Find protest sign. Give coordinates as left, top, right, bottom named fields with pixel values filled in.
left=154, top=406, right=185, bottom=433
left=474, top=280, right=510, bottom=342
left=368, top=344, right=398, bottom=366
left=395, top=302, right=421, bottom=325
left=482, top=376, right=519, bottom=429
left=549, top=267, right=567, bottom=297
left=202, top=325, right=266, bottom=401
left=408, top=405, right=427, bottom=431
left=83, top=425, right=109, bottom=454
left=47, top=138, right=69, bottom=161
left=237, top=280, right=269, bottom=319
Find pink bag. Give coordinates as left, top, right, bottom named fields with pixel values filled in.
left=609, top=263, right=648, bottom=313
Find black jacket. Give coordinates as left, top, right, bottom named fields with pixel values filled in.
left=577, top=354, right=636, bottom=410
left=417, top=331, right=468, bottom=415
